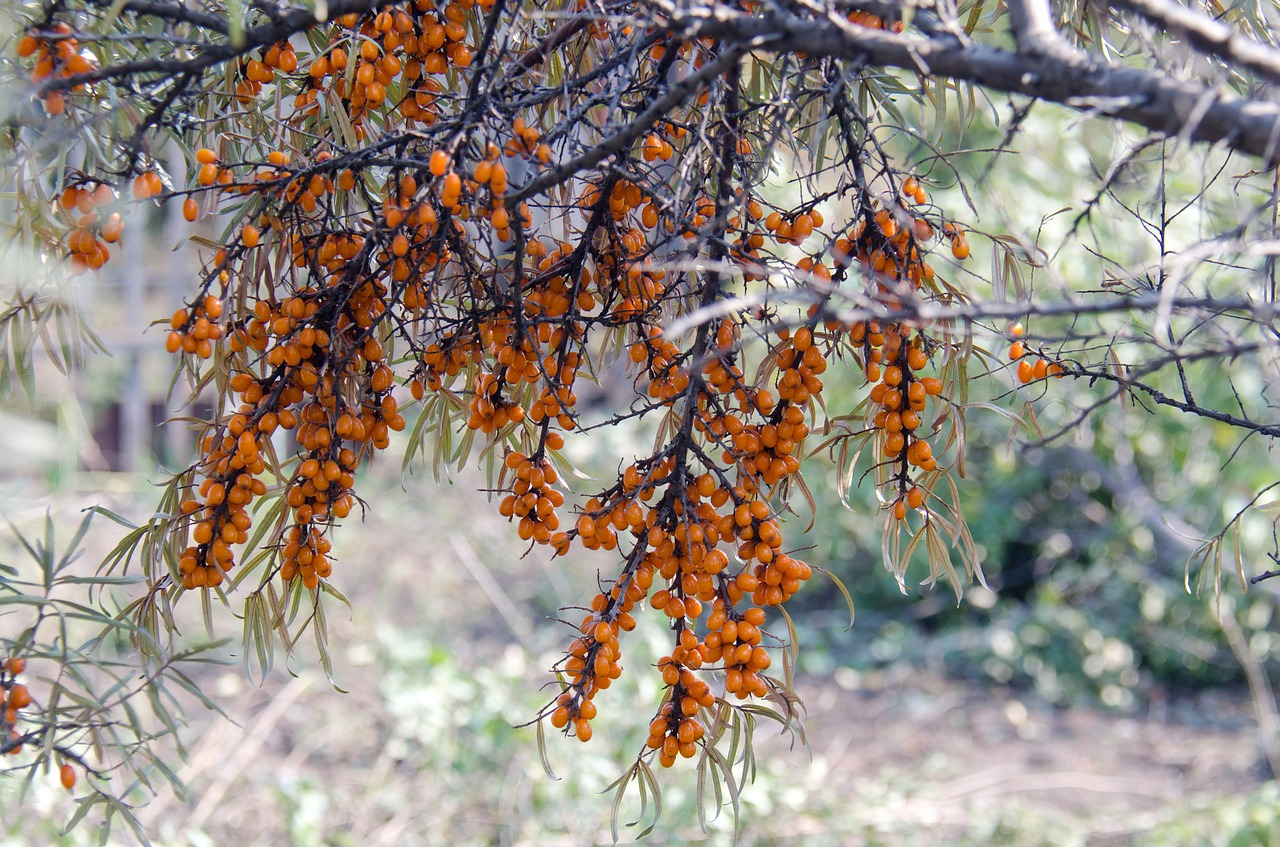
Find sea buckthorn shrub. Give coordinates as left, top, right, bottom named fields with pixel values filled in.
left=10, top=0, right=1280, bottom=833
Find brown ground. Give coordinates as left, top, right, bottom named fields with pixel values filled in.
left=2, top=470, right=1272, bottom=846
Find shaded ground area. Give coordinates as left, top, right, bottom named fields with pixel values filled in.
left=123, top=662, right=1269, bottom=846
left=807, top=670, right=1265, bottom=842
left=0, top=472, right=1274, bottom=846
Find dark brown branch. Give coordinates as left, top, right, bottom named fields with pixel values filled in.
left=655, top=2, right=1280, bottom=165
left=82, top=0, right=232, bottom=34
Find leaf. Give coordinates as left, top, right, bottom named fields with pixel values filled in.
left=534, top=718, right=558, bottom=780
left=607, top=763, right=637, bottom=845
left=633, top=759, right=661, bottom=839
left=809, top=565, right=855, bottom=627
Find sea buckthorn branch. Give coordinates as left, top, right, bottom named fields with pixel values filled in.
left=17, top=0, right=1280, bottom=831
left=1021, top=340, right=1280, bottom=448
left=657, top=0, right=1280, bottom=165
left=630, top=63, right=758, bottom=765
left=670, top=288, right=1280, bottom=342
left=32, top=0, right=402, bottom=97
left=0, top=1, right=1038, bottom=668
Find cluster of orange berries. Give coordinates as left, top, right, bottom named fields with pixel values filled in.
left=291, top=2, right=486, bottom=131
left=646, top=648, right=714, bottom=766
left=1, top=657, right=78, bottom=790
left=1007, top=325, right=1066, bottom=383
left=165, top=294, right=225, bottom=359
left=641, top=130, right=677, bottom=163
left=2, top=657, right=31, bottom=756
left=498, top=447, right=567, bottom=546
left=54, top=170, right=165, bottom=274
left=704, top=604, right=771, bottom=699
left=55, top=182, right=121, bottom=275
left=503, top=116, right=552, bottom=163
left=528, top=363, right=581, bottom=434
left=176, top=397, right=269, bottom=590
left=427, top=144, right=515, bottom=237
left=717, top=410, right=806, bottom=496
left=763, top=207, right=823, bottom=246
left=536, top=308, right=836, bottom=754
left=859, top=322, right=945, bottom=517
left=233, top=39, right=298, bottom=102
left=281, top=444, right=359, bottom=589
left=168, top=259, right=408, bottom=590
left=17, top=22, right=95, bottom=115
left=192, top=145, right=303, bottom=206
left=551, top=578, right=647, bottom=742
left=527, top=245, right=597, bottom=322
left=573, top=460, right=667, bottom=555
left=833, top=183, right=941, bottom=290
left=467, top=372, right=523, bottom=432
left=637, top=329, right=690, bottom=402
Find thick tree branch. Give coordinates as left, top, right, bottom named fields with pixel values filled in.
left=655, top=2, right=1280, bottom=165
left=1004, top=0, right=1067, bottom=55
left=81, top=0, right=232, bottom=34
left=666, top=286, right=1280, bottom=338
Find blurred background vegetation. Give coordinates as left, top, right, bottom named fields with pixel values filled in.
left=2, top=61, right=1279, bottom=847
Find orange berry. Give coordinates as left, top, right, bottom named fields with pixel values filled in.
left=60, top=763, right=76, bottom=790
left=7, top=684, right=30, bottom=709
left=100, top=213, right=124, bottom=243
left=132, top=173, right=154, bottom=200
